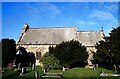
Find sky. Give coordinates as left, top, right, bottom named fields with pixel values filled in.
left=2, top=2, right=119, bottom=42
left=2, top=0, right=120, bottom=2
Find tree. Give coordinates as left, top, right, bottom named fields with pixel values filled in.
left=15, top=47, right=31, bottom=67
left=92, top=27, right=120, bottom=69
left=49, top=40, right=88, bottom=68
left=92, top=41, right=113, bottom=68
left=40, top=52, right=60, bottom=71
left=1, top=39, right=16, bottom=68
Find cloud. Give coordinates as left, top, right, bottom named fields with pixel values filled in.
left=92, top=3, right=118, bottom=13
left=87, top=21, right=96, bottom=25
left=103, top=3, right=118, bottom=13
left=40, top=3, right=61, bottom=15
left=89, top=9, right=118, bottom=36
left=78, top=20, right=96, bottom=26
left=26, top=3, right=61, bottom=19
left=89, top=10, right=115, bottom=21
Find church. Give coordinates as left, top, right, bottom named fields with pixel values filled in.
left=17, top=23, right=105, bottom=66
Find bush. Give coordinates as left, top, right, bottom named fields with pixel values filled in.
left=40, top=52, right=60, bottom=71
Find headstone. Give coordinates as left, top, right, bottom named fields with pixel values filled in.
left=20, top=73, right=23, bottom=75
left=114, top=65, right=117, bottom=73
left=32, top=63, right=35, bottom=70
left=100, top=71, right=105, bottom=76
left=21, top=67, right=26, bottom=74
left=63, top=67, right=65, bottom=71
left=93, top=65, right=96, bottom=71
left=20, top=68, right=26, bottom=75
left=96, top=64, right=98, bottom=68
left=93, top=67, right=95, bottom=71
left=20, top=67, right=24, bottom=75
left=22, top=68, right=24, bottom=74
left=35, top=71, right=38, bottom=79
left=30, top=62, right=32, bottom=67
left=18, top=63, right=21, bottom=70
left=43, top=69, right=46, bottom=73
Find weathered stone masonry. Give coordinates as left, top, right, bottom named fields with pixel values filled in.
left=17, top=24, right=105, bottom=66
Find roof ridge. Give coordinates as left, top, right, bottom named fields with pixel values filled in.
left=29, top=27, right=76, bottom=29
left=77, top=30, right=102, bottom=32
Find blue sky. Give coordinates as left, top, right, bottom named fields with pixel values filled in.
left=2, top=2, right=118, bottom=42
left=2, top=0, right=119, bottom=2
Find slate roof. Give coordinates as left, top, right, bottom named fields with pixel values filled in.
left=77, top=31, right=104, bottom=46
left=18, top=27, right=77, bottom=44
left=18, top=24, right=104, bottom=46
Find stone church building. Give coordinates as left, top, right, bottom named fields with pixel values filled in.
left=17, top=24, right=105, bottom=66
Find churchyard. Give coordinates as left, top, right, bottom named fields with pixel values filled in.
left=2, top=66, right=120, bottom=79
left=2, top=27, right=120, bottom=79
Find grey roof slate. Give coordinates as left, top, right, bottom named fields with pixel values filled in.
left=77, top=31, right=104, bottom=46
left=18, top=25, right=104, bottom=46
left=19, top=27, right=77, bottom=44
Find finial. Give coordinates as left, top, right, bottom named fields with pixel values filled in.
left=22, top=23, right=29, bottom=33
left=24, top=23, right=28, bottom=26
left=101, top=27, right=103, bottom=31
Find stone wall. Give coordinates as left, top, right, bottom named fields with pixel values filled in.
left=17, top=44, right=96, bottom=66
left=16, top=44, right=56, bottom=66
left=86, top=46, right=97, bottom=65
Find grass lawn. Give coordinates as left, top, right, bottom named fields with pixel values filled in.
left=62, top=67, right=120, bottom=79
left=48, top=70, right=63, bottom=73
left=2, top=67, right=120, bottom=79
left=2, top=66, right=43, bottom=79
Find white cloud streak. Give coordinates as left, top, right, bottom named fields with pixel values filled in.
left=78, top=20, right=96, bottom=26
left=26, top=3, right=61, bottom=19
left=89, top=10, right=115, bottom=21
left=103, top=4, right=118, bottom=13
left=89, top=9, right=118, bottom=36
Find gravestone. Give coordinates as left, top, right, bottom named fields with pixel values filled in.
left=20, top=67, right=26, bottom=75
left=43, top=69, right=46, bottom=73
left=32, top=63, right=35, bottom=70
left=96, top=64, right=98, bottom=68
left=100, top=71, right=105, bottom=76
left=93, top=65, right=96, bottom=71
left=22, top=68, right=26, bottom=74
left=35, top=71, right=39, bottom=79
left=18, top=63, right=21, bottom=70
left=93, top=67, right=95, bottom=71
left=62, top=67, right=65, bottom=71
left=30, top=62, right=32, bottom=67
left=113, top=65, right=117, bottom=73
